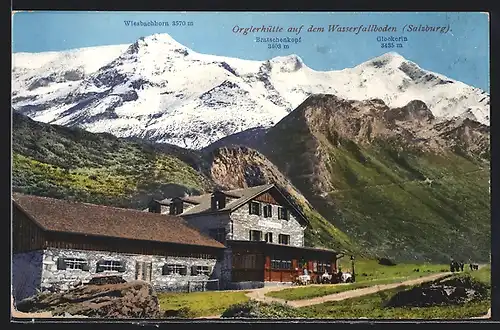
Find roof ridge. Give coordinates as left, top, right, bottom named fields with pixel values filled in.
left=12, top=192, right=225, bottom=249
left=13, top=192, right=152, bottom=216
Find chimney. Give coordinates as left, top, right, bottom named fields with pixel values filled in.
left=211, top=191, right=226, bottom=210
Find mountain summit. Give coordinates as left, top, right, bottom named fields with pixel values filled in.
left=12, top=33, right=490, bottom=150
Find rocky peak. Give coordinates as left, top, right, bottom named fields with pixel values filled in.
left=269, top=54, right=305, bottom=73
left=384, top=100, right=435, bottom=124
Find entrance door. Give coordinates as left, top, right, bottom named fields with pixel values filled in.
left=135, top=261, right=152, bottom=282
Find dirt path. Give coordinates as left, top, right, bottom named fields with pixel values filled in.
left=245, top=272, right=452, bottom=308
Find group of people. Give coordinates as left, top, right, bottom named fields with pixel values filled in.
left=295, top=267, right=352, bottom=285
left=450, top=259, right=479, bottom=272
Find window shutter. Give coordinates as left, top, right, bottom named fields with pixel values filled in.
left=56, top=258, right=67, bottom=270
left=162, top=264, right=169, bottom=275
left=258, top=203, right=262, bottom=216
left=248, top=203, right=252, bottom=214
left=191, top=266, right=198, bottom=276
left=81, top=263, right=90, bottom=272
left=118, top=260, right=127, bottom=273
left=268, top=205, right=273, bottom=217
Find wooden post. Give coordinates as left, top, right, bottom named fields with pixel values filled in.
left=188, top=281, right=190, bottom=293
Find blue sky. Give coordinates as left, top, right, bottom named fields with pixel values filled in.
left=12, top=11, right=489, bottom=91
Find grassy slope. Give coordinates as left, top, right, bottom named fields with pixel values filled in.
left=298, top=267, right=491, bottom=319
left=263, top=116, right=490, bottom=262
left=293, top=196, right=359, bottom=254
left=12, top=113, right=209, bottom=209
left=158, top=291, right=250, bottom=317
left=266, top=259, right=448, bottom=301
left=323, top=140, right=490, bottom=262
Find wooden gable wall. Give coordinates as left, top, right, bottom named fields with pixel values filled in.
left=12, top=204, right=46, bottom=253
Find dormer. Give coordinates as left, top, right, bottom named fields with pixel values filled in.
left=169, top=197, right=184, bottom=215
left=211, top=190, right=227, bottom=210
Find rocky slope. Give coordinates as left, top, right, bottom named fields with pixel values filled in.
left=205, top=95, right=490, bottom=263
left=12, top=34, right=490, bottom=150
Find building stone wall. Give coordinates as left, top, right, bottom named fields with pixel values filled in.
left=12, top=251, right=43, bottom=302
left=40, top=248, right=221, bottom=293
left=230, top=202, right=305, bottom=247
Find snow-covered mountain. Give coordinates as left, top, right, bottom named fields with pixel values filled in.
left=12, top=33, right=490, bottom=150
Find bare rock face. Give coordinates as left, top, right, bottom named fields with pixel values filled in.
left=16, top=279, right=160, bottom=319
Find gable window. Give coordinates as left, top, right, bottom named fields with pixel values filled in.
left=249, top=230, right=263, bottom=242
left=263, top=205, right=272, bottom=218
left=278, top=234, right=290, bottom=245
left=265, top=232, right=273, bottom=243
left=278, top=207, right=290, bottom=220
left=249, top=201, right=261, bottom=215
left=162, top=264, right=188, bottom=275
left=209, top=228, right=226, bottom=244
left=192, top=265, right=211, bottom=276
left=96, top=259, right=126, bottom=273
left=57, top=257, right=89, bottom=271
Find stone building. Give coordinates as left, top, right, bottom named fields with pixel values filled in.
left=11, top=193, right=225, bottom=302
left=148, top=184, right=340, bottom=289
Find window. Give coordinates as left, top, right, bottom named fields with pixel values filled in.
left=271, top=259, right=292, bottom=270
left=162, top=264, right=187, bottom=275
left=278, top=234, right=290, bottom=245
left=278, top=207, right=290, bottom=220
left=265, top=232, right=273, bottom=243
left=57, top=257, right=89, bottom=271
left=249, top=201, right=261, bottom=215
left=249, top=230, right=263, bottom=242
left=96, top=259, right=125, bottom=273
left=263, top=205, right=272, bottom=218
left=209, top=228, right=226, bottom=243
left=192, top=265, right=211, bottom=276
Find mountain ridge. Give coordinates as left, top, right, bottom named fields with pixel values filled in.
left=204, top=94, right=490, bottom=262
left=12, top=33, right=490, bottom=150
